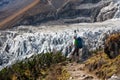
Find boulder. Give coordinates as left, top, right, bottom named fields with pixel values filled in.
left=104, top=33, right=120, bottom=59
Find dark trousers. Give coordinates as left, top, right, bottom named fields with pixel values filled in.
left=72, top=47, right=79, bottom=56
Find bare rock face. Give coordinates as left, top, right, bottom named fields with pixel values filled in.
left=97, top=2, right=118, bottom=22
left=19, top=0, right=118, bottom=26
left=0, top=0, right=118, bottom=29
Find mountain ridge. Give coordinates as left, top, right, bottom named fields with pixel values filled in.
left=0, top=0, right=118, bottom=29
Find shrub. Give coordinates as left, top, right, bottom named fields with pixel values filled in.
left=0, top=52, right=68, bottom=80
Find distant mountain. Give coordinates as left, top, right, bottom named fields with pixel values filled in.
left=0, top=0, right=118, bottom=29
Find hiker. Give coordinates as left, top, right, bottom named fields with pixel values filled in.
left=70, top=30, right=83, bottom=62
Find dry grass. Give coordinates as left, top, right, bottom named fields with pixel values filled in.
left=106, top=33, right=120, bottom=44
left=85, top=33, right=120, bottom=79
left=85, top=51, right=120, bottom=79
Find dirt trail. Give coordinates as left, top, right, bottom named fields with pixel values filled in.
left=66, top=62, right=100, bottom=80
left=0, top=0, right=40, bottom=29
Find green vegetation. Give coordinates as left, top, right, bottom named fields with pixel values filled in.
left=0, top=52, right=70, bottom=80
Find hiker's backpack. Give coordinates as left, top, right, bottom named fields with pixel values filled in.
left=77, top=37, right=83, bottom=48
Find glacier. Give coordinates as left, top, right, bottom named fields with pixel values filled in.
left=0, top=19, right=120, bottom=70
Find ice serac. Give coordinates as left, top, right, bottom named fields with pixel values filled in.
left=0, top=20, right=120, bottom=70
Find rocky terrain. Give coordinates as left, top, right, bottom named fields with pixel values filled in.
left=66, top=63, right=99, bottom=80
left=0, top=0, right=120, bottom=80
left=0, top=0, right=119, bottom=29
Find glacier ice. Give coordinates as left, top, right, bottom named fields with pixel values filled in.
left=0, top=20, right=120, bottom=70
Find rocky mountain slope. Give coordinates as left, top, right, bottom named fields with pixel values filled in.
left=0, top=0, right=39, bottom=29
left=0, top=0, right=118, bottom=29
